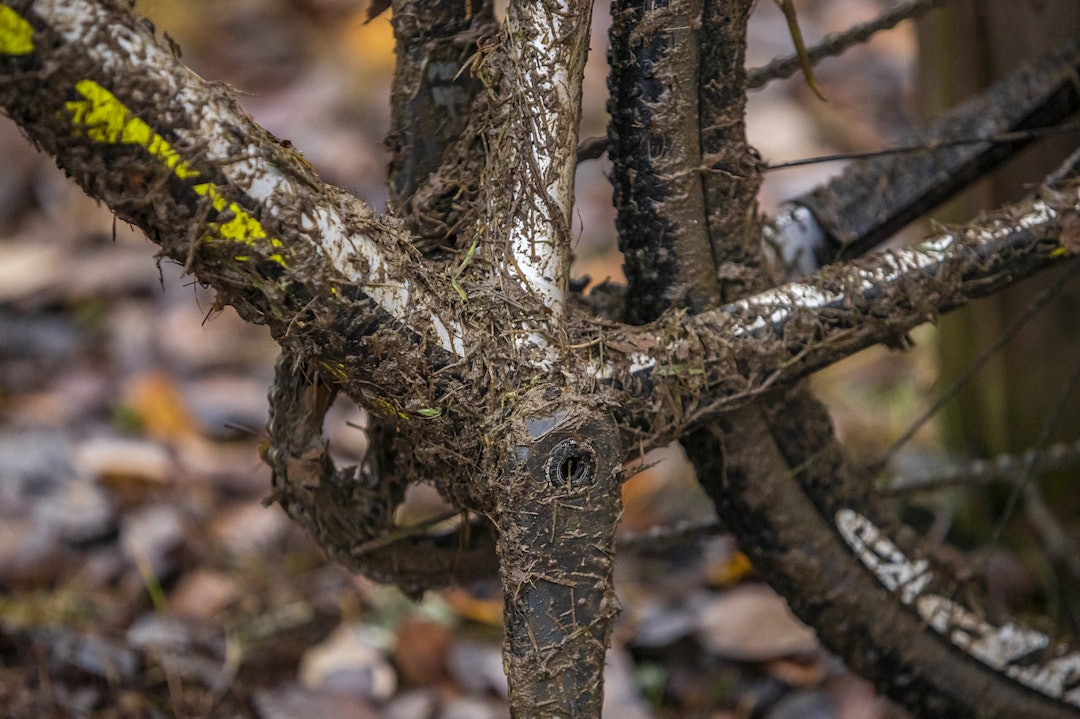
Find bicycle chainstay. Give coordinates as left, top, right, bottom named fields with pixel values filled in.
left=262, top=348, right=497, bottom=595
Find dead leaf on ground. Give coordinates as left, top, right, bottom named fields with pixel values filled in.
left=299, top=623, right=397, bottom=701
left=74, top=436, right=173, bottom=486
left=170, top=569, right=242, bottom=619
left=122, top=371, right=203, bottom=445
left=253, top=682, right=382, bottom=719
left=695, top=584, right=819, bottom=661
left=442, top=586, right=503, bottom=626
left=393, top=616, right=454, bottom=686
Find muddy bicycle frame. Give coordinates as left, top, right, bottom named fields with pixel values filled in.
left=3, top=0, right=1080, bottom=716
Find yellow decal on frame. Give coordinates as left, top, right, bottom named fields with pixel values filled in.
left=62, top=78, right=286, bottom=267
left=0, top=6, right=34, bottom=56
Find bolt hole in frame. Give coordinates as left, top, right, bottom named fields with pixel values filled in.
left=1, top=1, right=1080, bottom=718
left=547, top=438, right=596, bottom=488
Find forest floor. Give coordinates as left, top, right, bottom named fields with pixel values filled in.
left=0, top=1, right=931, bottom=717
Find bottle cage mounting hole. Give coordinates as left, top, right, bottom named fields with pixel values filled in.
left=546, top=439, right=596, bottom=488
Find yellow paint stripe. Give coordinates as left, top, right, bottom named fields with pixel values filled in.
left=66, top=80, right=198, bottom=178
left=62, top=79, right=285, bottom=267
left=0, top=6, right=33, bottom=56
left=192, top=182, right=266, bottom=245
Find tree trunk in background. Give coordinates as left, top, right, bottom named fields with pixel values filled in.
left=918, top=1, right=1080, bottom=469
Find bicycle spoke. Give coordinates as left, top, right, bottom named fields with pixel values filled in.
left=746, top=0, right=951, bottom=90
left=878, top=259, right=1080, bottom=469
left=984, top=343, right=1080, bottom=578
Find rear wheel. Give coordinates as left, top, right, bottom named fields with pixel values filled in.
left=690, top=382, right=1080, bottom=719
